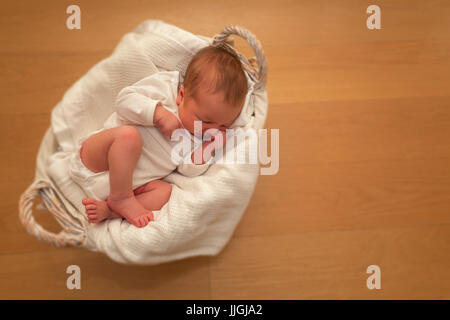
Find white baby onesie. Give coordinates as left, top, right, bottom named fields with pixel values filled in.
left=69, top=70, right=209, bottom=201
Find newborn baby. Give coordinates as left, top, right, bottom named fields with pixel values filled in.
left=72, top=45, right=248, bottom=227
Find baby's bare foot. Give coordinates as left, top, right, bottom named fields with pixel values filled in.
left=106, top=195, right=154, bottom=228
left=82, top=198, right=117, bottom=223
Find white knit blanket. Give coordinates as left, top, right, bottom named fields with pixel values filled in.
left=38, top=20, right=268, bottom=265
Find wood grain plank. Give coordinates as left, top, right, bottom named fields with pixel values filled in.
left=211, top=225, right=450, bottom=299
left=238, top=157, right=450, bottom=238
left=0, top=249, right=210, bottom=299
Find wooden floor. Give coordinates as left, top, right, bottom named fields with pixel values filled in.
left=1, top=0, right=449, bottom=299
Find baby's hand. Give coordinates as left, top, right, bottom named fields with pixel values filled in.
left=153, top=103, right=182, bottom=138
left=191, top=129, right=227, bottom=165
left=206, top=128, right=227, bottom=148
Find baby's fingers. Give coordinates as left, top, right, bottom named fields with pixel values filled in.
left=163, top=128, right=173, bottom=139
left=211, top=130, right=227, bottom=147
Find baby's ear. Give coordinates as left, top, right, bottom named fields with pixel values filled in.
left=176, top=85, right=185, bottom=105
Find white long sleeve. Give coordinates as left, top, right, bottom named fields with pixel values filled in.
left=115, top=70, right=180, bottom=126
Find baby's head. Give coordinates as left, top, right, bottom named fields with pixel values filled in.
left=176, top=45, right=248, bottom=134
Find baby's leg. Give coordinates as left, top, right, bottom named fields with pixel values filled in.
left=79, top=125, right=153, bottom=227
left=83, top=180, right=172, bottom=223
left=132, top=180, right=172, bottom=210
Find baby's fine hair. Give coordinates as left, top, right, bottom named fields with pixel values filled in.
left=183, top=45, right=248, bottom=108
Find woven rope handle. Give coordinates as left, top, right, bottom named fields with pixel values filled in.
left=18, top=180, right=84, bottom=247
left=212, top=25, right=267, bottom=91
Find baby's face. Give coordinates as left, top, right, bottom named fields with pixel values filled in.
left=176, top=84, right=242, bottom=135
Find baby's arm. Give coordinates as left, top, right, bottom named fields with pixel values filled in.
left=115, top=73, right=178, bottom=129
left=153, top=104, right=182, bottom=138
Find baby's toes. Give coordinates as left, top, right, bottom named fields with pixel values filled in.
left=85, top=204, right=96, bottom=212
left=128, top=217, right=140, bottom=228
left=86, top=208, right=97, bottom=221
left=133, top=216, right=149, bottom=228
left=139, top=216, right=149, bottom=227
left=82, top=198, right=95, bottom=205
